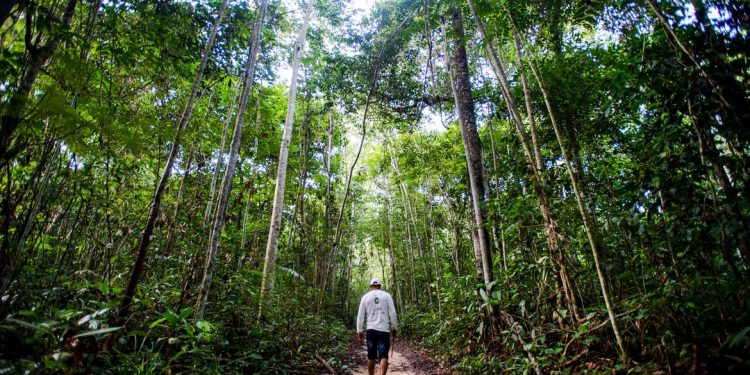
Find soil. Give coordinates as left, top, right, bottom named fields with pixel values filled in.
left=341, top=338, right=453, bottom=375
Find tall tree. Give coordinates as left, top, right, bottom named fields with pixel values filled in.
left=257, top=0, right=315, bottom=319
left=194, top=0, right=270, bottom=320
left=445, top=7, right=493, bottom=286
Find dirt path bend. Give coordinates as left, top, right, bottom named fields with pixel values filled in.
left=343, top=338, right=452, bottom=375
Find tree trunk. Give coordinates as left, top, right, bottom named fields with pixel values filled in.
left=446, top=8, right=493, bottom=286
left=385, top=197, right=403, bottom=310
left=194, top=0, right=269, bottom=320
left=257, top=0, right=314, bottom=320
left=332, top=57, right=382, bottom=253
left=115, top=0, right=227, bottom=323
left=387, top=142, right=423, bottom=258
left=205, top=80, right=240, bottom=224
left=510, top=30, right=543, bottom=172
left=486, top=120, right=507, bottom=271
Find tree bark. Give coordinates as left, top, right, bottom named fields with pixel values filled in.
left=446, top=8, right=493, bottom=286
left=257, top=0, right=314, bottom=320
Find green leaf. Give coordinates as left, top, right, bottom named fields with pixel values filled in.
left=72, top=326, right=122, bottom=338
left=479, top=288, right=489, bottom=303
left=149, top=317, right=167, bottom=329
left=178, top=307, right=194, bottom=319
left=196, top=320, right=214, bottom=333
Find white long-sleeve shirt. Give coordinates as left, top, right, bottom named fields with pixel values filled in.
left=356, top=289, right=397, bottom=333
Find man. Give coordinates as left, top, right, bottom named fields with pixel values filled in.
left=356, top=277, right=398, bottom=375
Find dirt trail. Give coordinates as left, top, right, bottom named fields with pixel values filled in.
left=344, top=338, right=451, bottom=375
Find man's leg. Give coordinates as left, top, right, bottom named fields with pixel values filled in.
left=379, top=358, right=389, bottom=375
left=377, top=331, right=391, bottom=375
left=366, top=330, right=377, bottom=375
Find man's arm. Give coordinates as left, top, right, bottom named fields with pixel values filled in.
left=388, top=294, right=398, bottom=332
left=356, top=296, right=366, bottom=333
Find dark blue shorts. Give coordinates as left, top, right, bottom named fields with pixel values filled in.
left=366, top=329, right=391, bottom=360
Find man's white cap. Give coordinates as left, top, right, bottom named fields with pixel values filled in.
left=370, top=277, right=381, bottom=286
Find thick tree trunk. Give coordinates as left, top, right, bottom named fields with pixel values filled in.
left=115, top=0, right=227, bottom=323
left=446, top=8, right=493, bottom=286
left=257, top=0, right=314, bottom=320
left=194, top=0, right=269, bottom=320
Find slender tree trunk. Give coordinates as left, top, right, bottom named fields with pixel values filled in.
left=323, top=112, right=335, bottom=244
left=205, top=80, right=240, bottom=224
left=115, top=0, right=227, bottom=323
left=240, top=98, right=262, bottom=265
left=332, top=59, right=383, bottom=253
left=486, top=120, right=507, bottom=271
left=194, top=0, right=268, bottom=320
left=511, top=30, right=543, bottom=172
left=239, top=180, right=253, bottom=253
left=295, top=110, right=312, bottom=243
left=441, top=187, right=463, bottom=275
left=428, top=199, right=442, bottom=316
left=257, top=0, right=314, bottom=320
left=3, top=142, right=59, bottom=296
left=385, top=197, right=403, bottom=310
left=524, top=28, right=627, bottom=356
left=387, top=142, right=423, bottom=257
left=445, top=8, right=493, bottom=286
